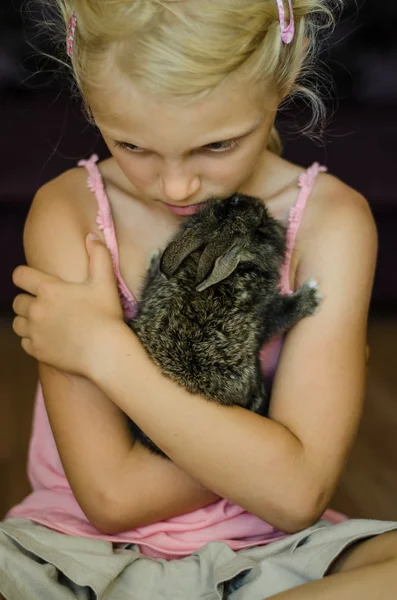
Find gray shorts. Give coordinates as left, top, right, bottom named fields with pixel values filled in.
left=1, top=517, right=397, bottom=599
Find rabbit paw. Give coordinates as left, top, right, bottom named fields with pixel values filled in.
left=144, top=248, right=168, bottom=286
left=298, top=279, right=323, bottom=314
left=147, top=248, right=162, bottom=269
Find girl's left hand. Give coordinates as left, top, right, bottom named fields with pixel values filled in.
left=12, top=234, right=126, bottom=377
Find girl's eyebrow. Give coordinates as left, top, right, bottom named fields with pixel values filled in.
left=98, top=118, right=264, bottom=151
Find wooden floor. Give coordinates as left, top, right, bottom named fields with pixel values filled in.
left=1, top=315, right=397, bottom=523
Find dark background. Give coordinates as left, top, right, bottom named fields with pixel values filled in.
left=1, top=0, right=397, bottom=521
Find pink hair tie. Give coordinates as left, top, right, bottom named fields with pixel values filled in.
left=276, top=0, right=295, bottom=44
left=67, top=11, right=77, bottom=58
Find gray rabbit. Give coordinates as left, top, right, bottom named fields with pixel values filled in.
left=127, top=194, right=321, bottom=458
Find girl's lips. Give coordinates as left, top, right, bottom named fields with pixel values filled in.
left=163, top=201, right=208, bottom=216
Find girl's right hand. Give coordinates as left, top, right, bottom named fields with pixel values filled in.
left=12, top=234, right=125, bottom=378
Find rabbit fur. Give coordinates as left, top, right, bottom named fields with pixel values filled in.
left=127, top=193, right=321, bottom=458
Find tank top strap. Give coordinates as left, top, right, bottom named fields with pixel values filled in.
left=280, top=162, right=328, bottom=294
left=77, top=154, right=137, bottom=318
left=77, top=154, right=117, bottom=249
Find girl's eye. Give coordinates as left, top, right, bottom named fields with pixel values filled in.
left=113, top=139, right=239, bottom=155
left=204, top=140, right=239, bottom=153
left=114, top=141, right=144, bottom=153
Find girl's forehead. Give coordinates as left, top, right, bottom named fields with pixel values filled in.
left=90, top=70, right=277, bottom=137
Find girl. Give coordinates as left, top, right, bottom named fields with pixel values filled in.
left=5, top=0, right=397, bottom=598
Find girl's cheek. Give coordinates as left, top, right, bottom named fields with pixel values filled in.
left=125, top=164, right=154, bottom=186
left=205, top=151, right=260, bottom=185
left=115, top=155, right=156, bottom=187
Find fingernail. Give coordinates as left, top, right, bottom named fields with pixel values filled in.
left=88, top=233, right=100, bottom=241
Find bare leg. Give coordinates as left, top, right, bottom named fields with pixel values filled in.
left=267, top=558, right=397, bottom=599
left=267, top=530, right=397, bottom=599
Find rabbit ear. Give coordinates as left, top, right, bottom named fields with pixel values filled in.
left=160, top=229, right=205, bottom=278
left=196, top=241, right=243, bottom=292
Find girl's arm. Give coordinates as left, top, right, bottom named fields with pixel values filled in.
left=39, top=366, right=219, bottom=533
left=86, top=185, right=377, bottom=534
left=24, top=182, right=220, bottom=532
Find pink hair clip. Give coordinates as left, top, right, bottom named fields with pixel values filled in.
left=276, top=0, right=295, bottom=44
left=66, top=3, right=294, bottom=58
left=67, top=11, right=77, bottom=58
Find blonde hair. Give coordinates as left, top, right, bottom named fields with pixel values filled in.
left=40, top=0, right=344, bottom=155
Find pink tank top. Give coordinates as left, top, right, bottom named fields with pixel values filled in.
left=7, top=155, right=347, bottom=560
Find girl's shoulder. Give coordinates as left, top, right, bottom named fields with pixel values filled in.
left=29, top=156, right=142, bottom=252
left=266, top=153, right=362, bottom=210
left=24, top=163, right=105, bottom=283
left=270, top=153, right=373, bottom=237
left=38, top=158, right=182, bottom=301
left=293, top=159, right=374, bottom=247
left=24, top=160, right=114, bottom=285
left=291, top=165, right=377, bottom=290
left=31, top=160, right=101, bottom=237
left=266, top=154, right=377, bottom=290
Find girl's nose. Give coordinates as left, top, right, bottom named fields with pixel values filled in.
left=160, top=164, right=200, bottom=204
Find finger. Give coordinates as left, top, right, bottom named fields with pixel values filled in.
left=13, top=316, right=30, bottom=339
left=85, top=234, right=116, bottom=284
left=12, top=265, right=59, bottom=296
left=12, top=293, right=34, bottom=317
left=21, top=337, right=35, bottom=358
